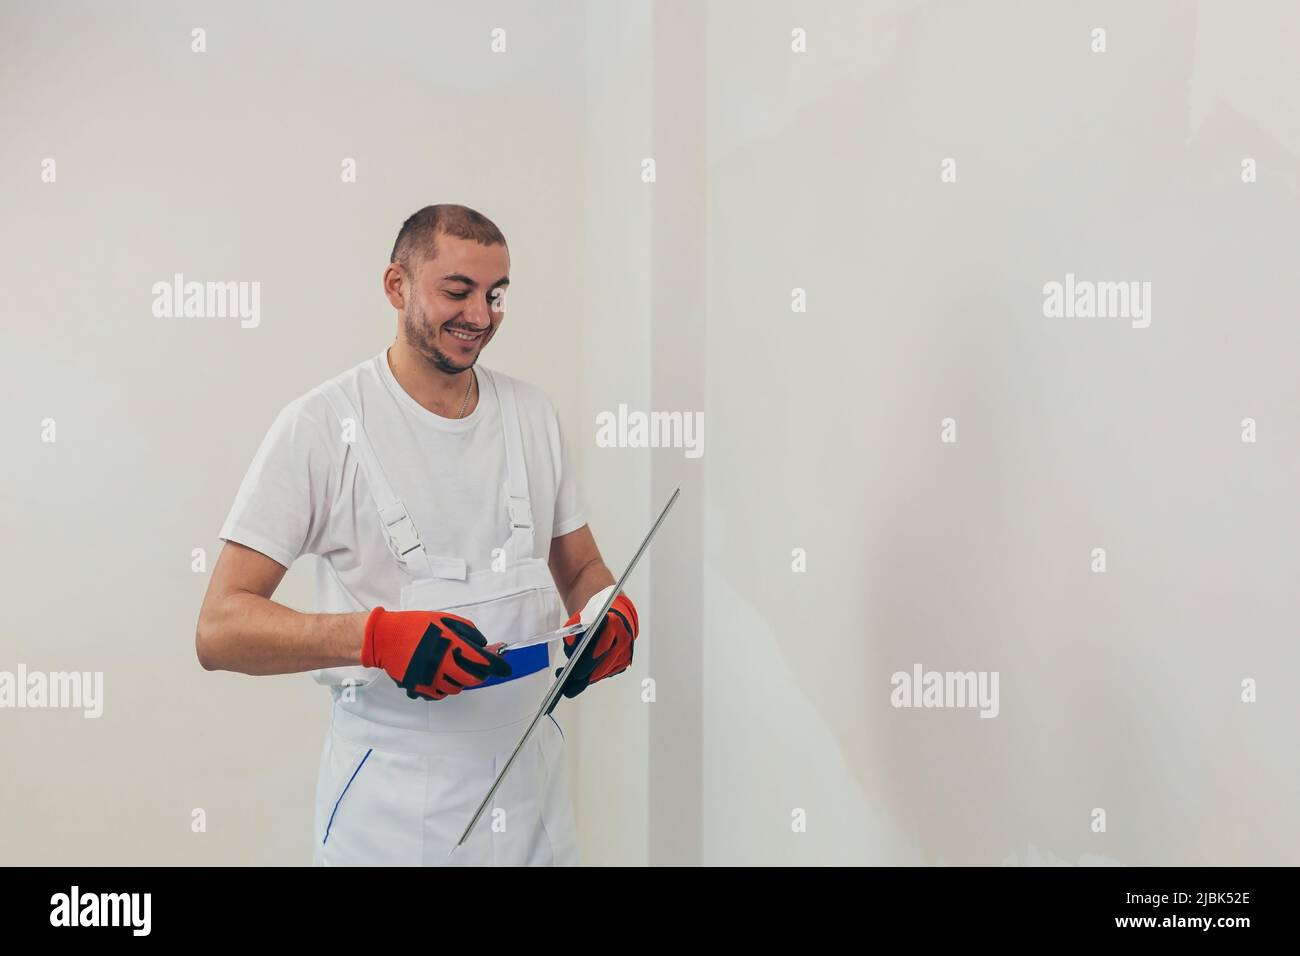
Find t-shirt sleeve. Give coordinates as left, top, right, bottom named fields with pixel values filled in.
left=550, top=401, right=586, bottom=538
left=218, top=397, right=334, bottom=569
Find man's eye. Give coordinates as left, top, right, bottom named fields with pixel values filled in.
left=446, top=292, right=469, bottom=300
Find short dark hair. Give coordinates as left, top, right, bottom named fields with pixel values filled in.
left=389, top=204, right=507, bottom=277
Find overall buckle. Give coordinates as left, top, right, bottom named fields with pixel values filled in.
left=507, top=496, right=533, bottom=530
left=385, top=514, right=423, bottom=559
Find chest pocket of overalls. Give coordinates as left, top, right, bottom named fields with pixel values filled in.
left=400, top=558, right=565, bottom=689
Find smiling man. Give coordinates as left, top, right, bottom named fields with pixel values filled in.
left=195, top=204, right=640, bottom=866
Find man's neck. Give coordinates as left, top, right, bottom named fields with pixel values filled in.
left=386, top=342, right=479, bottom=419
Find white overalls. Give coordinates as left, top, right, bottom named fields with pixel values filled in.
left=310, top=367, right=579, bottom=866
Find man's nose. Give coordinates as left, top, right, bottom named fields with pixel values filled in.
left=465, top=296, right=494, bottom=328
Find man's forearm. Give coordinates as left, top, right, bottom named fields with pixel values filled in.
left=561, top=560, right=617, bottom=618
left=197, top=591, right=367, bottom=676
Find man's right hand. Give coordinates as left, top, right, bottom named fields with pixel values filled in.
left=362, top=608, right=511, bottom=701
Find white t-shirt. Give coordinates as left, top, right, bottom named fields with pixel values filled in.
left=218, top=350, right=586, bottom=616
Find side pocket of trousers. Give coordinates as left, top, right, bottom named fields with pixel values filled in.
left=323, top=747, right=373, bottom=847
left=537, top=714, right=579, bottom=865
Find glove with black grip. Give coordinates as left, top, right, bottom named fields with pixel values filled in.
left=363, top=608, right=511, bottom=701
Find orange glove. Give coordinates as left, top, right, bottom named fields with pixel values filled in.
left=362, top=607, right=511, bottom=701
left=555, top=589, right=639, bottom=700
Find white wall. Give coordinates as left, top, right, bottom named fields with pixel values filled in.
left=701, top=0, right=1300, bottom=864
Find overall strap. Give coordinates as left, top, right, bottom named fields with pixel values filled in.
left=481, top=368, right=535, bottom=560
left=321, top=381, right=466, bottom=581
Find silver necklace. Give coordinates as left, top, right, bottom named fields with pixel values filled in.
left=456, top=372, right=475, bottom=418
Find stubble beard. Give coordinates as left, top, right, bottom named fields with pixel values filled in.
left=404, top=299, right=475, bottom=375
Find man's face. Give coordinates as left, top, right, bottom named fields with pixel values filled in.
left=401, top=235, right=509, bottom=374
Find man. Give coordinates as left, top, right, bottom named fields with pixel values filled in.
left=195, top=204, right=639, bottom=866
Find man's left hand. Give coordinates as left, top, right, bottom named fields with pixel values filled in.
left=555, top=587, right=639, bottom=699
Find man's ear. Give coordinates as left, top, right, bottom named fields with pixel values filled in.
left=383, top=262, right=408, bottom=311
